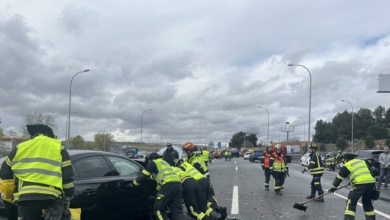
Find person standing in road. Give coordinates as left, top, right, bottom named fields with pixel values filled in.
left=0, top=124, right=74, bottom=220
left=269, top=144, right=288, bottom=195
left=162, top=143, right=179, bottom=166
left=302, top=144, right=325, bottom=202
left=378, top=146, right=390, bottom=190
left=132, top=152, right=184, bottom=220
left=329, top=153, right=377, bottom=220
left=202, top=147, right=210, bottom=166
left=260, top=146, right=273, bottom=191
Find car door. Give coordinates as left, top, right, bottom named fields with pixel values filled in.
left=105, top=156, right=157, bottom=219
left=71, top=156, right=121, bottom=220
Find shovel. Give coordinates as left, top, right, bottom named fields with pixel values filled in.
left=293, top=184, right=349, bottom=212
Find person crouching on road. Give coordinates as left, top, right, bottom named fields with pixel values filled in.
left=269, top=144, right=288, bottom=195
left=328, top=153, right=377, bottom=220
left=172, top=166, right=213, bottom=220
left=0, top=124, right=74, bottom=220
left=301, top=144, right=325, bottom=202
left=260, top=146, right=273, bottom=190
left=132, top=153, right=184, bottom=220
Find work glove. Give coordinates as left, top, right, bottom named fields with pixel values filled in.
left=328, top=188, right=337, bottom=193
left=43, top=197, right=65, bottom=220
left=62, top=197, right=72, bottom=220
left=261, top=166, right=265, bottom=170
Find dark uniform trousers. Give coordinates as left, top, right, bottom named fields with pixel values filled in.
left=311, top=174, right=324, bottom=196
left=154, top=182, right=184, bottom=220
left=18, top=200, right=53, bottom=220
left=345, top=183, right=376, bottom=220
left=264, top=168, right=271, bottom=188
left=272, top=172, right=285, bottom=191
left=182, top=178, right=209, bottom=220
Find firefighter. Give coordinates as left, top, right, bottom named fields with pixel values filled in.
left=172, top=167, right=211, bottom=220
left=329, top=153, right=377, bottom=220
left=302, top=144, right=325, bottom=202
left=224, top=150, right=229, bottom=161
left=260, top=146, right=273, bottom=190
left=0, top=124, right=74, bottom=220
left=174, top=160, right=223, bottom=220
left=202, top=147, right=210, bottom=166
left=269, top=144, right=288, bottom=195
left=183, top=142, right=227, bottom=219
left=131, top=153, right=184, bottom=220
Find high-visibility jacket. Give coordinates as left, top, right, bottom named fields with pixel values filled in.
left=151, top=159, right=180, bottom=190
left=180, top=162, right=206, bottom=181
left=186, top=154, right=209, bottom=177
left=12, top=136, right=63, bottom=201
left=202, top=150, right=210, bottom=162
left=304, top=153, right=325, bottom=175
left=271, top=152, right=287, bottom=173
left=172, top=167, right=192, bottom=183
left=344, top=159, right=375, bottom=185
left=260, top=152, right=271, bottom=168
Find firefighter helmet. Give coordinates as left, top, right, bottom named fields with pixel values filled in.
left=26, top=124, right=55, bottom=138
left=145, top=152, right=162, bottom=162
left=183, top=142, right=195, bottom=151
left=309, top=144, right=318, bottom=150
left=275, top=144, right=282, bottom=150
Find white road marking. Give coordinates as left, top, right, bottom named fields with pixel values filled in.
left=236, top=166, right=238, bottom=171
left=212, top=159, right=216, bottom=163
left=327, top=190, right=390, bottom=219
left=234, top=161, right=237, bottom=164
left=231, top=186, right=239, bottom=214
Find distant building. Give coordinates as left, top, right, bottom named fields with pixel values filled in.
left=0, top=136, right=29, bottom=150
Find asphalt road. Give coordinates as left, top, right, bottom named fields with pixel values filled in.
left=210, top=157, right=390, bottom=220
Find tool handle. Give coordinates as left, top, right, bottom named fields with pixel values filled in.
left=301, top=184, right=349, bottom=205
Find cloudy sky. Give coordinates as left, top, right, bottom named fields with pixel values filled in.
left=1, top=1, right=390, bottom=145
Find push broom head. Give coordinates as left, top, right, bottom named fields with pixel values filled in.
left=293, top=203, right=307, bottom=212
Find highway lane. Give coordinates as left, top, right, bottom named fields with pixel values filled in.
left=209, top=157, right=390, bottom=220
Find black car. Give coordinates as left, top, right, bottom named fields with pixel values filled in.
left=356, top=150, right=383, bottom=177
left=0, top=151, right=157, bottom=220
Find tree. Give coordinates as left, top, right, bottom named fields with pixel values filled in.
left=323, top=129, right=336, bottom=144
left=319, top=144, right=326, bottom=152
left=332, top=111, right=352, bottom=140
left=386, top=139, right=390, bottom=147
left=385, top=108, right=390, bottom=128
left=94, top=133, right=115, bottom=151
left=354, top=108, right=375, bottom=139
left=367, top=125, right=389, bottom=140
left=230, top=132, right=245, bottom=148
left=336, top=137, right=348, bottom=151
left=20, top=112, right=57, bottom=138
left=70, top=135, right=85, bottom=149
left=365, top=136, right=375, bottom=149
left=246, top=134, right=258, bottom=148
left=372, top=105, right=386, bottom=124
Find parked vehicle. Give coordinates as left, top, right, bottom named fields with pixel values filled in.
left=136, top=151, right=150, bottom=159
left=356, top=150, right=383, bottom=177
left=243, top=152, right=252, bottom=160
left=249, top=151, right=263, bottom=162
left=124, top=146, right=139, bottom=158
left=301, top=153, right=311, bottom=166
left=232, top=149, right=240, bottom=158
left=213, top=152, right=221, bottom=159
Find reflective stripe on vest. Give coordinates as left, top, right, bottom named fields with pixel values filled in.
left=181, top=162, right=205, bottom=181
left=309, top=153, right=325, bottom=175
left=153, top=159, right=180, bottom=190
left=202, top=150, right=209, bottom=162
left=188, top=155, right=208, bottom=174
left=12, top=136, right=63, bottom=191
left=344, top=159, right=375, bottom=185
left=172, top=167, right=191, bottom=183
left=272, top=153, right=286, bottom=172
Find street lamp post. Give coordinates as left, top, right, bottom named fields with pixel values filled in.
left=341, top=100, right=354, bottom=152
left=297, top=117, right=306, bottom=143
left=161, top=124, right=167, bottom=145
left=239, top=123, right=246, bottom=149
left=103, top=125, right=112, bottom=152
left=273, top=126, right=281, bottom=142
left=68, top=69, right=90, bottom=149
left=65, top=112, right=77, bottom=148
left=288, top=64, right=312, bottom=147
left=141, top=109, right=153, bottom=151
left=258, top=106, right=269, bottom=144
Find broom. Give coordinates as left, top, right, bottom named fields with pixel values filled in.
left=293, top=184, right=349, bottom=212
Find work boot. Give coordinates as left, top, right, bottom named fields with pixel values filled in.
left=365, top=215, right=376, bottom=220
left=344, top=215, right=355, bottom=220
left=306, top=189, right=316, bottom=199
left=215, top=206, right=227, bottom=219
left=265, top=186, right=269, bottom=191
left=275, top=190, right=282, bottom=195
left=208, top=211, right=221, bottom=220
left=314, top=191, right=324, bottom=202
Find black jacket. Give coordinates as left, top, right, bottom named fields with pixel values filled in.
left=162, top=148, right=179, bottom=165
left=0, top=145, right=74, bottom=202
